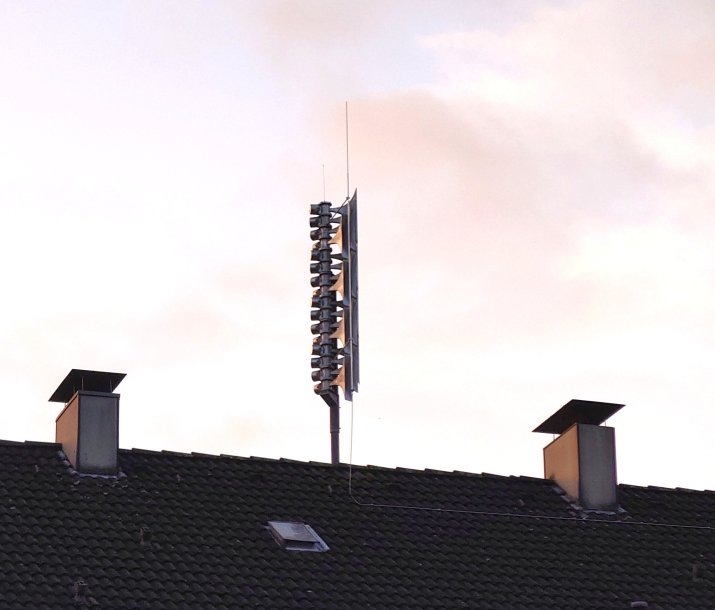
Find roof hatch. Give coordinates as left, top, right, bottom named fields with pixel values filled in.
left=267, top=521, right=329, bottom=552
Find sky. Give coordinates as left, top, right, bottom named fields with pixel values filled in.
left=1, top=0, right=715, bottom=490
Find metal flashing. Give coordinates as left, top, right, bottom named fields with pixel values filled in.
left=533, top=399, right=624, bottom=435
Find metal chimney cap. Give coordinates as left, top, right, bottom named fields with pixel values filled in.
left=49, top=369, right=126, bottom=403
left=533, top=399, right=624, bottom=434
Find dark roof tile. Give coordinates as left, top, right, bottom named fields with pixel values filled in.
left=0, top=442, right=713, bottom=607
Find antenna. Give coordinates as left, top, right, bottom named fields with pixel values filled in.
left=345, top=101, right=350, bottom=199
left=308, top=103, right=360, bottom=465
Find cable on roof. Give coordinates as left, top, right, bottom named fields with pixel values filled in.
left=346, top=399, right=715, bottom=532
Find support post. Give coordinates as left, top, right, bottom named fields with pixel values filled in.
left=330, top=403, right=340, bottom=465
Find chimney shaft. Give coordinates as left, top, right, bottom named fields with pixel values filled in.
left=50, top=369, right=125, bottom=475
left=534, top=399, right=623, bottom=511
left=543, top=422, right=617, bottom=510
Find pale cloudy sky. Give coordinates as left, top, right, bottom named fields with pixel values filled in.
left=1, top=0, right=714, bottom=490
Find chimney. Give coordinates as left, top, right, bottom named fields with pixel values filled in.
left=50, top=369, right=125, bottom=475
left=533, top=399, right=624, bottom=511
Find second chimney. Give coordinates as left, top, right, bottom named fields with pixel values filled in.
left=534, top=399, right=624, bottom=511
left=50, top=369, right=125, bottom=475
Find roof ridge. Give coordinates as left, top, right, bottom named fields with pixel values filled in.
left=109, top=448, right=585, bottom=483
left=619, top=482, right=715, bottom=494
left=59, top=445, right=713, bottom=494
left=0, top=439, right=61, bottom=448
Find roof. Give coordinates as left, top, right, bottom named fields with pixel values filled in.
left=1, top=440, right=715, bottom=608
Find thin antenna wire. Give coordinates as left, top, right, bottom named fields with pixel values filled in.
left=345, top=101, right=350, bottom=199
left=322, top=164, right=326, bottom=202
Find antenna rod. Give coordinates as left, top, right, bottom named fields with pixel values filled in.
left=345, top=101, right=350, bottom=199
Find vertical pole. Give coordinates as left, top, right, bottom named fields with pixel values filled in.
left=330, top=403, right=340, bottom=464
left=345, top=101, right=350, bottom=199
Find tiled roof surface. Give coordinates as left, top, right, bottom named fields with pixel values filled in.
left=1, top=440, right=714, bottom=608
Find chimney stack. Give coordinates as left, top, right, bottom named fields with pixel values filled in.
left=533, top=399, right=623, bottom=511
left=50, top=369, right=125, bottom=475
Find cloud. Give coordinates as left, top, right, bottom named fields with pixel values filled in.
left=2, top=0, right=715, bottom=486
left=422, top=1, right=715, bottom=104
left=298, top=1, right=715, bottom=419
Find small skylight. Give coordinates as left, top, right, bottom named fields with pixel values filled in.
left=267, top=521, right=329, bottom=552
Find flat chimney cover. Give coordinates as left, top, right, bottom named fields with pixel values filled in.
left=533, top=399, right=624, bottom=434
left=49, top=369, right=126, bottom=403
